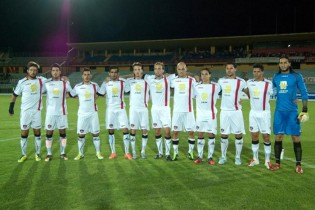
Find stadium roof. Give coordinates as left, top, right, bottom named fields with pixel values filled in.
left=67, top=32, right=315, bottom=51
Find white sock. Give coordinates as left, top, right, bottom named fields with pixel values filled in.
left=264, top=142, right=271, bottom=162
left=130, top=135, right=136, bottom=154
left=93, top=136, right=101, bottom=154
left=156, top=136, right=163, bottom=155
left=220, top=138, right=229, bottom=159
left=35, top=135, right=41, bottom=154
left=20, top=137, right=28, bottom=155
left=123, top=133, right=130, bottom=154
left=235, top=138, right=243, bottom=159
left=165, top=138, right=171, bottom=155
left=251, top=141, right=259, bottom=161
left=78, top=137, right=85, bottom=155
left=188, top=138, right=195, bottom=153
left=46, top=137, right=53, bottom=155
left=173, top=139, right=179, bottom=154
left=109, top=134, right=116, bottom=153
left=60, top=137, right=67, bottom=155
left=141, top=135, right=148, bottom=154
left=208, top=138, right=215, bottom=159
left=197, top=138, right=205, bottom=158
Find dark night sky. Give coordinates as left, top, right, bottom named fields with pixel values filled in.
left=0, top=0, right=314, bottom=53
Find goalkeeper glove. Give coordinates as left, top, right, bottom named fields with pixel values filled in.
left=9, top=102, right=15, bottom=115
left=298, top=112, right=309, bottom=123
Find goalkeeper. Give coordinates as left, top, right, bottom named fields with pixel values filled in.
left=270, top=55, right=309, bottom=174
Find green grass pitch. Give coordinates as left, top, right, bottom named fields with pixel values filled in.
left=0, top=95, right=314, bottom=209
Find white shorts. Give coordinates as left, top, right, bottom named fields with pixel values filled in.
left=20, top=109, right=41, bottom=130
left=172, top=112, right=195, bottom=132
left=77, top=112, right=100, bottom=135
left=45, top=115, right=68, bottom=130
left=196, top=115, right=217, bottom=134
left=220, top=110, right=245, bottom=135
left=249, top=110, right=271, bottom=134
left=151, top=106, right=171, bottom=129
left=129, top=107, right=149, bottom=130
left=106, top=108, right=129, bottom=129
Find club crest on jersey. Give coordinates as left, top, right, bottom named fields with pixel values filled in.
left=280, top=81, right=287, bottom=90
left=30, top=84, right=37, bottom=92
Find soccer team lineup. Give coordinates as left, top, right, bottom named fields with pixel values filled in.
left=8, top=56, right=309, bottom=174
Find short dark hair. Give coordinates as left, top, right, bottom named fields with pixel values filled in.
left=109, top=66, right=119, bottom=72
left=253, top=63, right=264, bottom=71
left=225, top=62, right=237, bottom=68
left=50, top=63, right=61, bottom=70
left=279, top=54, right=291, bottom=62
left=27, top=61, right=40, bottom=70
left=82, top=67, right=91, bottom=74
left=201, top=67, right=211, bottom=74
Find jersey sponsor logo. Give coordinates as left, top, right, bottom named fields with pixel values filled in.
left=223, top=85, right=232, bottom=94
left=179, top=83, right=186, bottom=92
left=111, top=87, right=118, bottom=95
left=280, top=81, right=287, bottom=89
left=201, top=92, right=208, bottom=101
left=135, top=84, right=142, bottom=93
left=30, top=84, right=37, bottom=93
left=84, top=90, right=92, bottom=99
left=155, top=83, right=163, bottom=93
left=53, top=88, right=60, bottom=97
left=253, top=87, right=260, bottom=98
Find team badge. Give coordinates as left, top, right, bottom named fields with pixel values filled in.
left=23, top=125, right=27, bottom=129
left=153, top=123, right=157, bottom=127
left=173, top=126, right=178, bottom=130
left=80, top=129, right=84, bottom=133
left=109, top=124, right=113, bottom=128
left=221, top=128, right=225, bottom=132
left=250, top=126, right=253, bottom=131
left=48, top=125, right=52, bottom=129
left=131, top=124, right=135, bottom=128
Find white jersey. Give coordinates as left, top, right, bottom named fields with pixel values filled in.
left=14, top=76, right=47, bottom=111
left=146, top=74, right=176, bottom=107
left=195, top=82, right=221, bottom=120
left=127, top=78, right=149, bottom=108
left=70, top=82, right=99, bottom=115
left=43, top=79, right=72, bottom=115
left=218, top=77, right=247, bottom=111
left=247, top=78, right=273, bottom=111
left=171, top=76, right=196, bottom=112
left=98, top=79, right=129, bottom=110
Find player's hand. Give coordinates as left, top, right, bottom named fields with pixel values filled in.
left=298, top=112, right=309, bottom=123
left=9, top=102, right=15, bottom=115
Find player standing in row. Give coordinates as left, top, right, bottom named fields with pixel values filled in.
left=246, top=64, right=273, bottom=169
left=97, top=67, right=132, bottom=160
left=9, top=61, right=47, bottom=162
left=170, top=62, right=197, bottom=161
left=127, top=62, right=150, bottom=159
left=146, top=62, right=175, bottom=161
left=70, top=67, right=104, bottom=160
left=194, top=68, right=221, bottom=165
left=271, top=55, right=309, bottom=173
left=218, top=63, right=247, bottom=165
left=43, top=63, right=73, bottom=161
